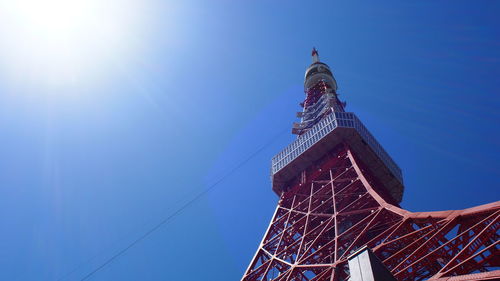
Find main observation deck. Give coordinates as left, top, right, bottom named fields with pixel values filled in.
left=271, top=111, right=404, bottom=203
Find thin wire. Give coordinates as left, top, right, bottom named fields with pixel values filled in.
left=70, top=128, right=289, bottom=281
left=56, top=255, right=99, bottom=281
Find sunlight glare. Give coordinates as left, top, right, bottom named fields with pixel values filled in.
left=0, top=0, right=144, bottom=85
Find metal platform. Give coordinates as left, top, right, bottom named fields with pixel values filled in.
left=271, top=111, right=404, bottom=203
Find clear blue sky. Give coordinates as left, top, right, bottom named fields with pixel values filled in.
left=0, top=1, right=498, bottom=280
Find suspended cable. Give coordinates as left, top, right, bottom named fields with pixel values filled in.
left=55, top=128, right=289, bottom=281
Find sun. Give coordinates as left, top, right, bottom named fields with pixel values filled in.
left=10, top=0, right=90, bottom=36
left=0, top=0, right=143, bottom=85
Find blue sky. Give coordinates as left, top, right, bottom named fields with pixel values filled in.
left=0, top=1, right=498, bottom=280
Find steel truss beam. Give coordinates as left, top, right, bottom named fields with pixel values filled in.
left=242, top=144, right=500, bottom=281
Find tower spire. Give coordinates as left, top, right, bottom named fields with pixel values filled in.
left=311, top=47, right=319, bottom=63
left=293, top=48, right=341, bottom=135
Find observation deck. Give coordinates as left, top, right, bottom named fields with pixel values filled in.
left=271, top=112, right=404, bottom=203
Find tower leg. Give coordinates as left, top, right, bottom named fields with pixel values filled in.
left=242, top=144, right=500, bottom=281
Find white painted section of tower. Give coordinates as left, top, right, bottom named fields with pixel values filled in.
left=312, top=48, right=320, bottom=63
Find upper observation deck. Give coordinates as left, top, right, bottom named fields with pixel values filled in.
left=271, top=111, right=404, bottom=204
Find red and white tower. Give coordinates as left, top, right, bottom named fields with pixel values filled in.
left=242, top=49, right=500, bottom=281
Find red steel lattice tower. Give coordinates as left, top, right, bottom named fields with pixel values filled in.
left=242, top=49, right=500, bottom=281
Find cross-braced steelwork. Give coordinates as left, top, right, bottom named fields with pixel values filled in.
left=242, top=49, right=500, bottom=280
left=243, top=143, right=500, bottom=280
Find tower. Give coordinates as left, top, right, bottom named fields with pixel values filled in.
left=242, top=49, right=500, bottom=281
